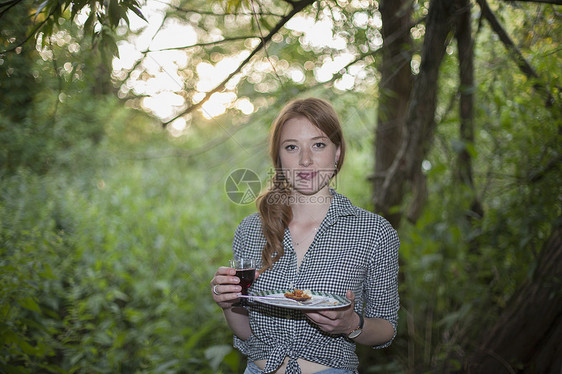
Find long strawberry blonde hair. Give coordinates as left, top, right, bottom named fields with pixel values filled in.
left=257, top=98, right=346, bottom=272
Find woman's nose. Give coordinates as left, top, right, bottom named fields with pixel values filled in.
left=299, top=149, right=312, bottom=167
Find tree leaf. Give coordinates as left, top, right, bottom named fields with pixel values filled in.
left=18, top=296, right=41, bottom=313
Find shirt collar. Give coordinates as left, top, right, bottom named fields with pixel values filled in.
left=323, top=188, right=357, bottom=227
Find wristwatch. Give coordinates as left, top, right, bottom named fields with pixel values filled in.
left=347, top=312, right=364, bottom=339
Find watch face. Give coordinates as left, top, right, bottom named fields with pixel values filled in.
left=348, top=329, right=362, bottom=339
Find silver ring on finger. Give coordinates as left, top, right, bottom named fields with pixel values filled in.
left=212, top=285, right=220, bottom=295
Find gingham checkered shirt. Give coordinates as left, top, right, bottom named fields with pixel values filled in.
left=232, top=190, right=400, bottom=374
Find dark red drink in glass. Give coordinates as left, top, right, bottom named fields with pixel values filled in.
left=235, top=268, right=255, bottom=295
left=230, top=258, right=256, bottom=305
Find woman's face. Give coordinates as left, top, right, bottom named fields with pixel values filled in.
left=278, top=116, right=341, bottom=197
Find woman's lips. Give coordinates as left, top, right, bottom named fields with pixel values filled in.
left=296, top=171, right=317, bottom=180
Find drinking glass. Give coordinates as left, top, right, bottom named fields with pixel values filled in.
left=230, top=257, right=256, bottom=306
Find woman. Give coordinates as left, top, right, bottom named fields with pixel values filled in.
left=211, top=98, right=399, bottom=374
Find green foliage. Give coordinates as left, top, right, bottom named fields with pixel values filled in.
left=1, top=1, right=560, bottom=373
left=1, top=0, right=146, bottom=67
left=0, top=119, right=253, bottom=373
left=0, top=9, right=110, bottom=175
left=375, top=4, right=562, bottom=372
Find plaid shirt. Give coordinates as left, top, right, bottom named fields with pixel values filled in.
left=232, top=190, right=400, bottom=374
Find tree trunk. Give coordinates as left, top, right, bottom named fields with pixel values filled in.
left=455, top=0, right=484, bottom=226
left=455, top=0, right=476, bottom=191
left=374, top=0, right=463, bottom=228
left=464, top=220, right=562, bottom=373
left=374, top=0, right=413, bottom=228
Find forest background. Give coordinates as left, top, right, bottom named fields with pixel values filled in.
left=1, top=0, right=561, bottom=373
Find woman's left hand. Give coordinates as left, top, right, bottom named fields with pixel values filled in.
left=303, top=290, right=359, bottom=335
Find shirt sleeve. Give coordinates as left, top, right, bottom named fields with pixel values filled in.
left=232, top=217, right=246, bottom=259
left=231, top=216, right=255, bottom=354
left=231, top=214, right=263, bottom=262
left=363, top=217, right=400, bottom=349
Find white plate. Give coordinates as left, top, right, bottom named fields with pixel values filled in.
left=248, top=289, right=351, bottom=310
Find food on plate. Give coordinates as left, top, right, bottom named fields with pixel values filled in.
left=284, top=289, right=312, bottom=302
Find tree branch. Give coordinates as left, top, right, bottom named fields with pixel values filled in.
left=0, top=0, right=23, bottom=20
left=148, top=36, right=259, bottom=52
left=0, top=3, right=56, bottom=55
left=528, top=154, right=562, bottom=183
left=502, top=0, right=562, bottom=5
left=119, top=13, right=167, bottom=88
left=161, top=1, right=285, bottom=17
left=476, top=0, right=555, bottom=107
left=161, top=0, right=315, bottom=127
left=250, top=0, right=283, bottom=84
left=121, top=112, right=263, bottom=161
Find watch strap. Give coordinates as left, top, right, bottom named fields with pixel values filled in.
left=347, top=312, right=364, bottom=339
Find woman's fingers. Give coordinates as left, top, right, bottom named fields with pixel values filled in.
left=213, top=266, right=236, bottom=278
left=213, top=283, right=242, bottom=297
left=211, top=266, right=244, bottom=308
left=305, top=311, right=353, bottom=333
left=304, top=290, right=357, bottom=334
left=211, top=267, right=237, bottom=286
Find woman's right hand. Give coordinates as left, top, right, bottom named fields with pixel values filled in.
left=210, top=266, right=242, bottom=309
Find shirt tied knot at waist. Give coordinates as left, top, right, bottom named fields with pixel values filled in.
left=264, top=344, right=301, bottom=374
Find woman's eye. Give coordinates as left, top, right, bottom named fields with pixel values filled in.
left=314, top=142, right=326, bottom=149
left=285, top=145, right=297, bottom=151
